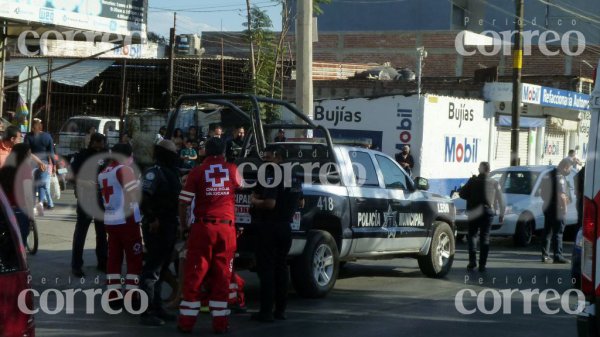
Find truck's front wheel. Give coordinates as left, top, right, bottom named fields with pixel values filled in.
left=418, top=222, right=455, bottom=278
left=291, top=230, right=339, bottom=298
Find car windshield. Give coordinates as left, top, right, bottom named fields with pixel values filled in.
left=498, top=171, right=540, bottom=195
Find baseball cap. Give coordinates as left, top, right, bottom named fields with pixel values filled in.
left=157, top=139, right=177, bottom=154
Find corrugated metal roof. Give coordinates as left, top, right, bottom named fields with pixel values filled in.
left=4, top=59, right=114, bottom=87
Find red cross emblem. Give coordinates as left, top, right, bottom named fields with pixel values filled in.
left=205, top=164, right=229, bottom=187
left=101, top=179, right=114, bottom=203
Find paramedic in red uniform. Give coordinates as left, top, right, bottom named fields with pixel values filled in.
left=98, top=143, right=143, bottom=303
left=177, top=137, right=242, bottom=334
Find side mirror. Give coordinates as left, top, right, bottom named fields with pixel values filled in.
left=414, top=176, right=429, bottom=191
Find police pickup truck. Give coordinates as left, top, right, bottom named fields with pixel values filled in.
left=167, top=94, right=456, bottom=298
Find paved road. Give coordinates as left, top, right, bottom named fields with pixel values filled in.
left=26, top=190, right=578, bottom=336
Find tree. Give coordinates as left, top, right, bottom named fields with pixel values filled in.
left=147, top=31, right=167, bottom=44
left=313, top=0, right=332, bottom=15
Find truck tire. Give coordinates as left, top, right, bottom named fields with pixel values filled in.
left=514, top=215, right=534, bottom=247
left=418, top=222, right=455, bottom=278
left=291, top=230, right=339, bottom=298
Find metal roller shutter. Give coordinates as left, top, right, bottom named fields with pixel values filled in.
left=493, top=128, right=531, bottom=168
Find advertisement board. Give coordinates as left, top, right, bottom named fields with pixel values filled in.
left=420, top=95, right=490, bottom=195
left=0, top=0, right=146, bottom=39
left=312, top=95, right=422, bottom=158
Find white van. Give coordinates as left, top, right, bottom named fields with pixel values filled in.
left=56, top=116, right=120, bottom=158
left=578, top=67, right=600, bottom=337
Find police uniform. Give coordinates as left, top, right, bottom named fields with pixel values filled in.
left=139, top=141, right=182, bottom=323
left=459, top=172, right=505, bottom=271
left=98, top=159, right=143, bottom=296
left=177, top=138, right=242, bottom=334
left=70, top=146, right=108, bottom=276
left=252, top=159, right=303, bottom=320
left=541, top=166, right=570, bottom=262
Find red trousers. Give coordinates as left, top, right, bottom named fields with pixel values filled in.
left=178, top=220, right=236, bottom=333
left=200, top=272, right=246, bottom=308
left=105, top=222, right=143, bottom=297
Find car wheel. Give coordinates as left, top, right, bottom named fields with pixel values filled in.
left=418, top=221, right=455, bottom=278
left=514, top=216, right=534, bottom=247
left=291, top=230, right=339, bottom=298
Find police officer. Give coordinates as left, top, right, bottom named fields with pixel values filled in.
left=459, top=161, right=505, bottom=272
left=177, top=137, right=241, bottom=334
left=541, top=158, right=572, bottom=264
left=226, top=126, right=245, bottom=162
left=139, top=140, right=182, bottom=326
left=70, top=133, right=108, bottom=277
left=250, top=145, right=303, bottom=322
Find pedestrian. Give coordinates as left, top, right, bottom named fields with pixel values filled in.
left=574, top=166, right=585, bottom=229
left=84, top=126, right=97, bottom=151
left=0, top=143, right=35, bottom=241
left=226, top=126, right=245, bottom=162
left=395, top=145, right=414, bottom=176
left=179, top=139, right=198, bottom=169
left=155, top=126, right=167, bottom=144
left=209, top=124, right=223, bottom=138
left=540, top=158, right=572, bottom=264
left=566, top=149, right=583, bottom=170
left=99, top=143, right=143, bottom=304
left=0, top=125, right=45, bottom=170
left=172, top=128, right=184, bottom=151
left=273, top=129, right=286, bottom=143
left=459, top=161, right=505, bottom=272
left=139, top=140, right=182, bottom=326
left=186, top=126, right=199, bottom=149
left=250, top=145, right=303, bottom=321
left=176, top=137, right=241, bottom=334
left=24, top=118, right=56, bottom=210
left=70, top=133, right=108, bottom=277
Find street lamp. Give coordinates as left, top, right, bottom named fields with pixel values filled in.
left=417, top=47, right=428, bottom=98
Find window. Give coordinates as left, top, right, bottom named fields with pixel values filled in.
left=501, top=171, right=539, bottom=195
left=376, top=155, right=408, bottom=190
left=349, top=151, right=379, bottom=187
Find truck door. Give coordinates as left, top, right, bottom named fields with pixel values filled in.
left=346, top=150, right=393, bottom=254
left=374, top=154, right=428, bottom=252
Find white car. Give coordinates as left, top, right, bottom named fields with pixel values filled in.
left=453, top=165, right=579, bottom=246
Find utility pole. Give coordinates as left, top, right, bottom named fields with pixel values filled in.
left=296, top=0, right=313, bottom=120
left=416, top=47, right=427, bottom=98
left=168, top=12, right=176, bottom=109
left=245, top=0, right=256, bottom=92
left=510, top=0, right=524, bottom=166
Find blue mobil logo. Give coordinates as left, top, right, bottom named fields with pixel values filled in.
left=445, top=137, right=480, bottom=163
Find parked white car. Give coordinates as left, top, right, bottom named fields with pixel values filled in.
left=453, top=165, right=578, bottom=246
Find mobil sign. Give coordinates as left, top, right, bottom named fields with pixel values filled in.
left=444, top=137, right=480, bottom=163
left=420, top=95, right=489, bottom=179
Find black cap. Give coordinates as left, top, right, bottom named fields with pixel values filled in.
left=205, top=137, right=226, bottom=156
left=111, top=143, right=133, bottom=157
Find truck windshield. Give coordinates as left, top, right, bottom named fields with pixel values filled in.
left=498, top=171, right=540, bottom=195
left=59, top=118, right=100, bottom=135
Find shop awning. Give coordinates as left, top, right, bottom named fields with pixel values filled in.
left=497, top=115, right=546, bottom=128
left=4, top=58, right=114, bottom=87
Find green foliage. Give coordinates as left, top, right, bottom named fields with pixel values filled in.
left=313, top=0, right=332, bottom=15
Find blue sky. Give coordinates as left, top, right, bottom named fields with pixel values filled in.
left=147, top=0, right=283, bottom=37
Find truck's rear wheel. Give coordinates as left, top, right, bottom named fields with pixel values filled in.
left=291, top=230, right=339, bottom=298
left=418, top=222, right=454, bottom=278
